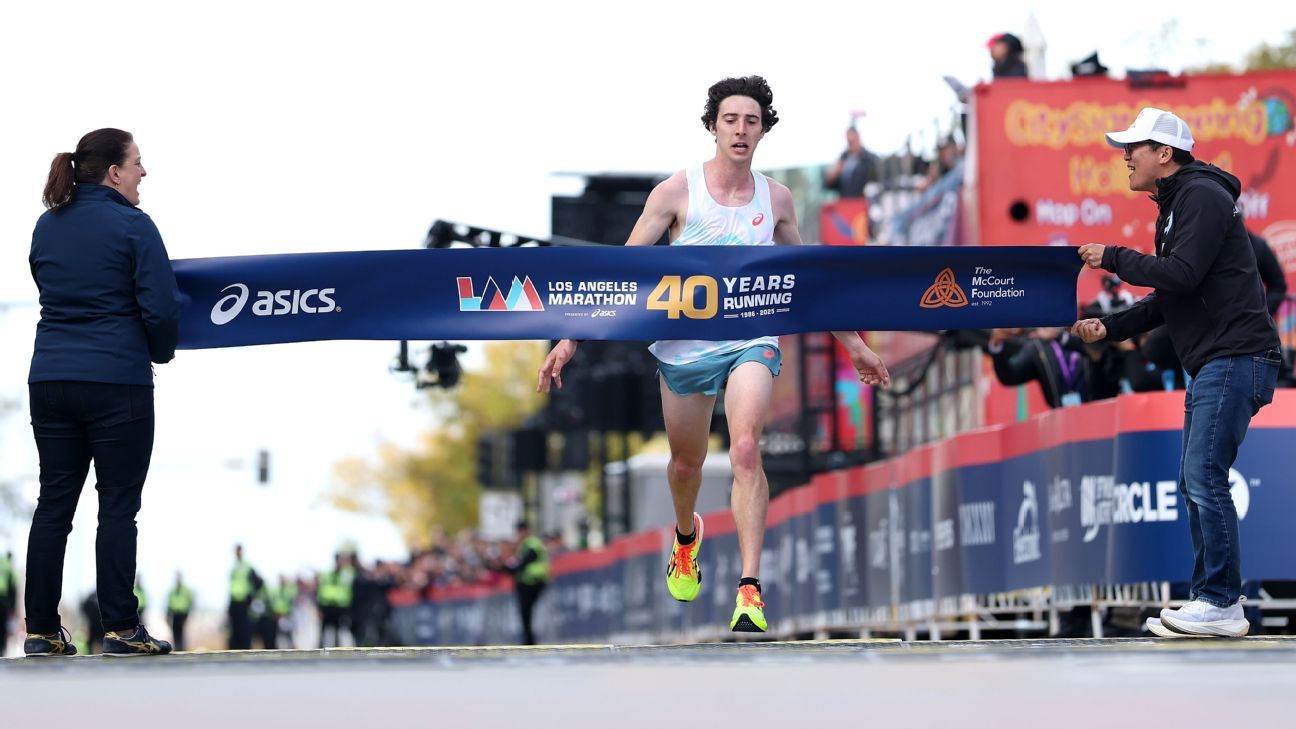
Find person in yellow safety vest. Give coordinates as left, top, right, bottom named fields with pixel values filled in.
left=0, top=551, right=17, bottom=657
left=133, top=574, right=148, bottom=614
left=270, top=575, right=298, bottom=649
left=316, top=553, right=355, bottom=648
left=228, top=544, right=263, bottom=650
left=166, top=572, right=194, bottom=652
left=252, top=577, right=277, bottom=650
left=504, top=520, right=549, bottom=645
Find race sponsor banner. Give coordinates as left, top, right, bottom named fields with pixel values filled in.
left=388, top=391, right=1296, bottom=645
left=900, top=474, right=934, bottom=604
left=864, top=484, right=894, bottom=609
left=974, top=71, right=1296, bottom=285
left=1105, top=430, right=1187, bottom=585
left=930, top=462, right=962, bottom=601
left=1049, top=437, right=1112, bottom=587
left=171, top=245, right=1082, bottom=348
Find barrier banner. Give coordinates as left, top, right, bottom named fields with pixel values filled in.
left=812, top=475, right=844, bottom=620
left=385, top=391, right=1296, bottom=645
left=841, top=473, right=872, bottom=611
left=930, top=464, right=962, bottom=602
left=172, top=245, right=1082, bottom=348
left=1048, top=438, right=1112, bottom=587
left=865, top=486, right=894, bottom=609
left=885, top=161, right=965, bottom=246
left=819, top=198, right=871, bottom=245
left=901, top=476, right=935, bottom=604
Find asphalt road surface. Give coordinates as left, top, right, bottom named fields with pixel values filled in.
left=4, top=637, right=1295, bottom=728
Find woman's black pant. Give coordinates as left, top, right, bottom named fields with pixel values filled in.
left=26, top=381, right=153, bottom=635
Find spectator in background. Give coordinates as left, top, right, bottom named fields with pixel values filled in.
left=1092, top=275, right=1137, bottom=316
left=1122, top=328, right=1187, bottom=392
left=81, top=591, right=104, bottom=655
left=166, top=572, right=193, bottom=652
left=983, top=327, right=1093, bottom=408
left=253, top=578, right=277, bottom=649
left=317, top=551, right=355, bottom=648
left=1249, top=230, right=1291, bottom=386
left=367, top=562, right=398, bottom=646
left=133, top=573, right=148, bottom=619
left=1249, top=231, right=1287, bottom=318
left=350, top=554, right=380, bottom=647
left=1081, top=287, right=1186, bottom=395
left=0, top=551, right=15, bottom=656
left=919, top=136, right=964, bottom=191
left=270, top=575, right=298, bottom=649
left=824, top=127, right=874, bottom=198
left=988, top=32, right=1028, bottom=79
left=228, top=543, right=262, bottom=649
left=544, top=532, right=565, bottom=560
left=504, top=520, right=549, bottom=646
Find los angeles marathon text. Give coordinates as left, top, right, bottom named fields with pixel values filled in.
left=548, top=281, right=638, bottom=307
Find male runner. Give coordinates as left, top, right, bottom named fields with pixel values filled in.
left=538, top=76, right=889, bottom=632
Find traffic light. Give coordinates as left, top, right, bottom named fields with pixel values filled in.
left=256, top=449, right=270, bottom=485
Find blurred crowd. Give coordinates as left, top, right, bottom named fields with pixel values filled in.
left=211, top=527, right=567, bottom=651
left=1, top=528, right=567, bottom=656
left=979, top=229, right=1291, bottom=408
left=822, top=31, right=1035, bottom=207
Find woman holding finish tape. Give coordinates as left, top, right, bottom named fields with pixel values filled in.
left=24, top=128, right=181, bottom=657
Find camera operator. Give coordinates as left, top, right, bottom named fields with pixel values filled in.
left=983, top=327, right=1096, bottom=408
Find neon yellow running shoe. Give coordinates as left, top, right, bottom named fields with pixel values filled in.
left=730, top=584, right=767, bottom=632
left=666, top=513, right=704, bottom=602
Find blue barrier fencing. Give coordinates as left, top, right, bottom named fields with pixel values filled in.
left=389, top=391, right=1296, bottom=644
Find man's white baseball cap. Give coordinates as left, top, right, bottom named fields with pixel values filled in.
left=1105, top=107, right=1195, bottom=152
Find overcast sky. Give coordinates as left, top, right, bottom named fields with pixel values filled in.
left=1, top=0, right=1290, bottom=613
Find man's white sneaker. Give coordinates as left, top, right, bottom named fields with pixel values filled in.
left=1160, top=599, right=1249, bottom=637
left=1145, top=617, right=1210, bottom=638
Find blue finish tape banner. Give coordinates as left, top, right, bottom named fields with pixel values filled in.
left=172, top=245, right=1082, bottom=348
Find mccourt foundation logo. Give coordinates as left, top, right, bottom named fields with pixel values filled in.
left=920, top=268, right=969, bottom=309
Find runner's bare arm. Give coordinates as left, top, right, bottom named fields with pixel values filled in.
left=625, top=172, right=687, bottom=247
left=770, top=181, right=802, bottom=246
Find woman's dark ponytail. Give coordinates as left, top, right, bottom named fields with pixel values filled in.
left=42, top=128, right=133, bottom=211
left=42, top=153, right=77, bottom=210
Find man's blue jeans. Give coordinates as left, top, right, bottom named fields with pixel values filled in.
left=1179, top=349, right=1280, bottom=607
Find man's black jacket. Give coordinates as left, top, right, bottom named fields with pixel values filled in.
left=1099, top=161, right=1278, bottom=376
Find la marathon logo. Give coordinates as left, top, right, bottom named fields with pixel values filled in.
left=458, top=275, right=544, bottom=312
left=920, top=268, right=968, bottom=309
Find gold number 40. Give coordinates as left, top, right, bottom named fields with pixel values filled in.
left=646, top=275, right=718, bottom=319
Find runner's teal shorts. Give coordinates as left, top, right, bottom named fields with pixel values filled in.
left=656, top=345, right=782, bottom=396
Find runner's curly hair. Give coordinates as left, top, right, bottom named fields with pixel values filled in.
left=700, top=76, right=779, bottom=133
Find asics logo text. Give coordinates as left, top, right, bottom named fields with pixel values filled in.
left=210, top=284, right=338, bottom=325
